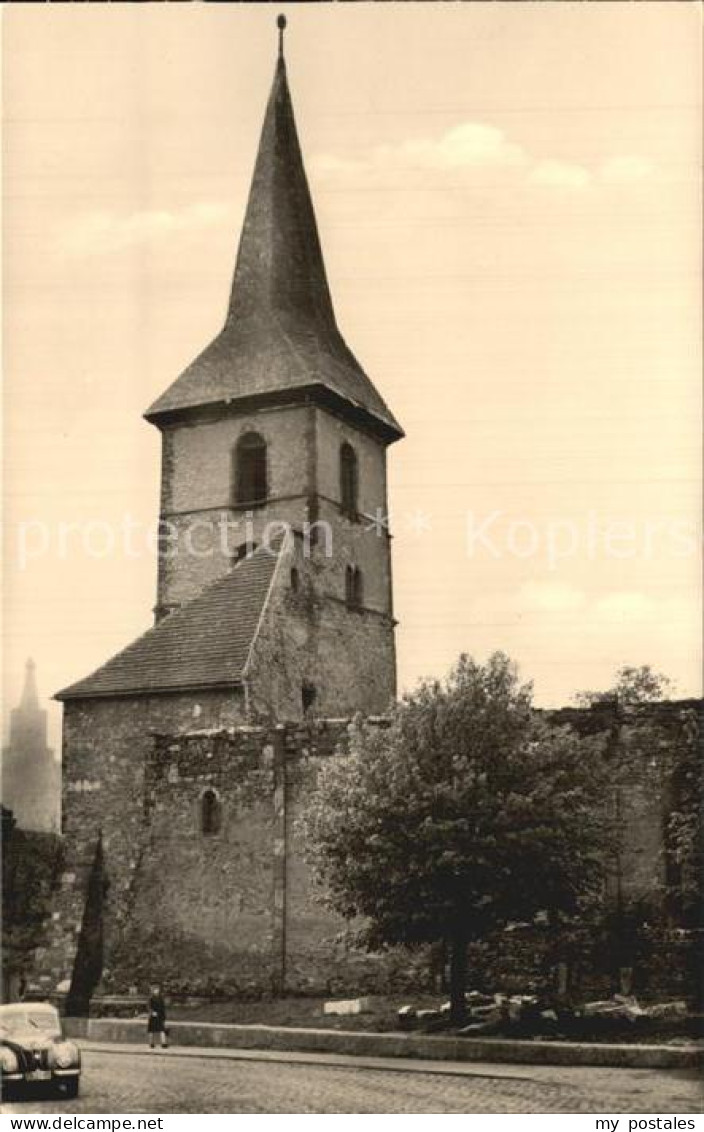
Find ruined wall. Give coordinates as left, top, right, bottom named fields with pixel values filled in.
left=111, top=730, right=278, bottom=997
left=35, top=702, right=698, bottom=1005
left=282, top=725, right=416, bottom=995
left=71, top=720, right=406, bottom=1000
left=30, top=690, right=245, bottom=999
left=547, top=699, right=702, bottom=912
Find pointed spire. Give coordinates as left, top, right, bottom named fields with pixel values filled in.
left=144, top=19, right=403, bottom=443
left=20, top=658, right=39, bottom=711
left=225, top=24, right=337, bottom=335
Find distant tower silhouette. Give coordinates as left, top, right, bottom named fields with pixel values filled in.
left=2, top=660, right=59, bottom=832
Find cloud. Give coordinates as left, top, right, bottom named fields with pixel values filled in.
left=598, top=155, right=655, bottom=185
left=377, top=123, right=527, bottom=172
left=528, top=160, right=592, bottom=191
left=592, top=590, right=657, bottom=622
left=469, top=582, right=587, bottom=619
left=518, top=581, right=587, bottom=613
left=312, top=122, right=654, bottom=196
left=472, top=584, right=693, bottom=628
left=57, top=202, right=230, bottom=258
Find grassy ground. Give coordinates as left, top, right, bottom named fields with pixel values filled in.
left=167, top=995, right=440, bottom=1032
left=165, top=995, right=702, bottom=1044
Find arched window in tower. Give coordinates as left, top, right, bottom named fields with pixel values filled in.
left=340, top=443, right=358, bottom=519
left=200, top=789, right=222, bottom=836
left=234, top=432, right=267, bottom=507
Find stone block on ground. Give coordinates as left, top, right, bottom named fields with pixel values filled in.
left=323, top=996, right=374, bottom=1016
left=643, top=1000, right=688, bottom=1021
left=583, top=996, right=646, bottom=1023
left=466, top=990, right=495, bottom=1008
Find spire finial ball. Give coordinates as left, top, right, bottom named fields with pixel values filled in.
left=277, top=15, right=287, bottom=31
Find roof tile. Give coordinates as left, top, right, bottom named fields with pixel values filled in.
left=56, top=547, right=279, bottom=700
left=144, top=57, right=402, bottom=441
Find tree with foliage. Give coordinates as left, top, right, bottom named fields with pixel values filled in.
left=300, top=653, right=610, bottom=1022
left=1, top=808, right=62, bottom=997
left=574, top=664, right=674, bottom=708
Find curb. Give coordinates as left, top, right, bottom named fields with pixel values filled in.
left=63, top=1018, right=704, bottom=1071
left=76, top=1040, right=543, bottom=1082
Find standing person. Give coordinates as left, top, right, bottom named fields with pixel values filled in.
left=147, top=985, right=168, bottom=1050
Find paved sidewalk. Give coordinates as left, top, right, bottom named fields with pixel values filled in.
left=69, top=1017, right=704, bottom=1071
left=79, top=1038, right=537, bottom=1080
left=78, top=1038, right=704, bottom=1100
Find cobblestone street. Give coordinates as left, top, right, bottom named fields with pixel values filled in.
left=2, top=1048, right=702, bottom=1115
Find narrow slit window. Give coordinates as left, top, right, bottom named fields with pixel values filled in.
left=353, top=567, right=363, bottom=608
left=234, top=432, right=267, bottom=507
left=201, top=789, right=222, bottom=836
left=340, top=443, right=358, bottom=518
left=302, top=683, right=317, bottom=714
left=345, top=565, right=363, bottom=609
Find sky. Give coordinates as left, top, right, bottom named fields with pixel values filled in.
left=2, top=2, right=702, bottom=756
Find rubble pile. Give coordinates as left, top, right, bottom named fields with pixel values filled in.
left=397, top=991, right=693, bottom=1041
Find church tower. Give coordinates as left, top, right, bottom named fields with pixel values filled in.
left=41, top=24, right=405, bottom=1003
left=59, top=19, right=402, bottom=720
left=2, top=659, right=59, bottom=832
left=143, top=19, right=403, bottom=714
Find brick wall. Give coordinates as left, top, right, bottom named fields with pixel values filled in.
left=546, top=700, right=702, bottom=912
left=31, top=690, right=245, bottom=998
left=36, top=717, right=412, bottom=1002
left=34, top=702, right=701, bottom=1006
left=247, top=545, right=397, bottom=720
left=100, top=720, right=409, bottom=998
left=157, top=405, right=311, bottom=613
left=154, top=401, right=398, bottom=715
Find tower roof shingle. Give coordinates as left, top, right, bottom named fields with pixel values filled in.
left=144, top=51, right=403, bottom=443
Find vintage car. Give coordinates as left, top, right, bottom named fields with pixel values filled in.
left=0, top=1003, right=81, bottom=1100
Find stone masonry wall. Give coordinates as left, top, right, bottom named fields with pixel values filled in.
left=247, top=537, right=397, bottom=720
left=547, top=700, right=702, bottom=913
left=31, top=690, right=245, bottom=998
left=157, top=405, right=311, bottom=613
left=101, top=720, right=409, bottom=998
left=108, top=729, right=278, bottom=997
left=154, top=402, right=398, bottom=713
left=35, top=702, right=700, bottom=1005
